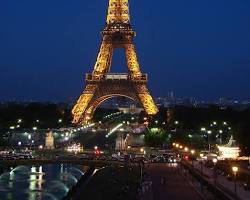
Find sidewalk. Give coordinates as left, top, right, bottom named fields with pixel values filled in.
left=193, top=161, right=250, bottom=200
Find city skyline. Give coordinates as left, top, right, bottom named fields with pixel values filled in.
left=1, top=0, right=250, bottom=102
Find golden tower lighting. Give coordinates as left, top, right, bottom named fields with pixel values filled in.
left=72, top=0, right=158, bottom=124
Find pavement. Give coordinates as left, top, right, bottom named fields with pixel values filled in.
left=193, top=161, right=250, bottom=200
left=141, top=163, right=203, bottom=200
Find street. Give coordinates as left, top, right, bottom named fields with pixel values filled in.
left=142, top=163, right=202, bottom=200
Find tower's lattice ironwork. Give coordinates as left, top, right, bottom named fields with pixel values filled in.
left=72, top=0, right=158, bottom=124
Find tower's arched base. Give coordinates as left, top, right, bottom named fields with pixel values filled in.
left=72, top=77, right=158, bottom=125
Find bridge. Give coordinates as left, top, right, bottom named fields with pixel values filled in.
left=0, top=158, right=123, bottom=168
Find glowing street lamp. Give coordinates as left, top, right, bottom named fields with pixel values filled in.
left=213, top=158, right=218, bottom=184
left=232, top=166, right=239, bottom=196
left=184, top=147, right=189, bottom=152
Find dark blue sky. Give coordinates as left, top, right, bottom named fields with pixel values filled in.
left=0, top=0, right=250, bottom=102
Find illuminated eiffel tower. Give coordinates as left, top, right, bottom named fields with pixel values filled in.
left=72, top=0, right=158, bottom=124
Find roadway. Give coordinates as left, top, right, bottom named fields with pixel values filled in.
left=142, top=163, right=202, bottom=200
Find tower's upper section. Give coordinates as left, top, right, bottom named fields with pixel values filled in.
left=106, top=0, right=130, bottom=24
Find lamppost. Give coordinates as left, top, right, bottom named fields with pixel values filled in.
left=207, top=130, right=212, bottom=150
left=212, top=158, right=218, bottom=185
left=232, top=166, right=238, bottom=196
left=199, top=153, right=204, bottom=193
left=191, top=150, right=195, bottom=167
left=200, top=153, right=204, bottom=176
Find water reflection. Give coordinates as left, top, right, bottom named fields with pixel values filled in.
left=0, top=164, right=85, bottom=200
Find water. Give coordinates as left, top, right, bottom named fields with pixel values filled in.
left=0, top=164, right=86, bottom=200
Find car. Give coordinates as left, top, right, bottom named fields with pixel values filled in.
left=243, top=182, right=250, bottom=190
left=226, top=174, right=232, bottom=181
left=152, top=156, right=166, bottom=163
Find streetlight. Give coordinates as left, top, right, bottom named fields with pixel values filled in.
left=207, top=130, right=212, bottom=150
left=232, top=166, right=238, bottom=196
left=200, top=154, right=204, bottom=175
left=191, top=150, right=195, bottom=166
left=213, top=158, right=218, bottom=184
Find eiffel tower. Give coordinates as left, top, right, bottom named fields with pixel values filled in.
left=72, top=0, right=158, bottom=124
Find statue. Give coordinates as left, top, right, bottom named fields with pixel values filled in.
left=45, top=131, right=54, bottom=149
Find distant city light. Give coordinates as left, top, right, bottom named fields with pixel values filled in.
left=201, top=127, right=206, bottom=131
left=64, top=136, right=69, bottom=141
left=218, top=146, right=240, bottom=159
left=67, top=143, right=83, bottom=153
left=106, top=123, right=123, bottom=138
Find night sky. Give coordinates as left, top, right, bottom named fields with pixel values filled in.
left=0, top=0, right=250, bottom=102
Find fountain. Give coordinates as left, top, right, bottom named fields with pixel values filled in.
left=0, top=164, right=86, bottom=200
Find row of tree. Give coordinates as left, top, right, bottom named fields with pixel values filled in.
left=143, top=106, right=250, bottom=154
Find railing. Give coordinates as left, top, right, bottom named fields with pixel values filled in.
left=85, top=73, right=148, bottom=82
